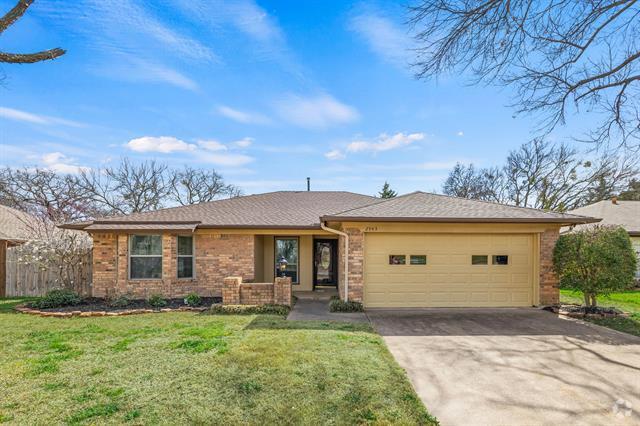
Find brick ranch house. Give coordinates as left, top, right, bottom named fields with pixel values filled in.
left=62, top=191, right=599, bottom=308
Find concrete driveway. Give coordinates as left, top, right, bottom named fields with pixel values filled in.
left=368, top=309, right=640, bottom=426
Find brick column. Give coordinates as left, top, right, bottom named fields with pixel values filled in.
left=90, top=233, right=117, bottom=298
left=222, top=277, right=242, bottom=305
left=345, top=227, right=364, bottom=302
left=274, top=277, right=292, bottom=306
left=540, top=229, right=560, bottom=305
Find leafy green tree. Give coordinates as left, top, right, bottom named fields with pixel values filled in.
left=378, top=182, right=397, bottom=199
left=619, top=179, right=640, bottom=201
left=553, top=226, right=637, bottom=309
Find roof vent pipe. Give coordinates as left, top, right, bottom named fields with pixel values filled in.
left=306, top=177, right=310, bottom=191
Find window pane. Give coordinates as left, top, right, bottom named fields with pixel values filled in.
left=177, top=236, right=193, bottom=256
left=389, top=255, right=406, bottom=265
left=410, top=255, right=427, bottom=265
left=131, top=235, right=162, bottom=256
left=492, top=255, right=509, bottom=265
left=275, top=238, right=298, bottom=283
left=177, top=256, right=193, bottom=278
left=130, top=257, right=162, bottom=279
left=472, top=255, right=488, bottom=265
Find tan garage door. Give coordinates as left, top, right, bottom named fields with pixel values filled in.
left=364, top=233, right=534, bottom=308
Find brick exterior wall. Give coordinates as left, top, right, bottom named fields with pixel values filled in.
left=222, top=276, right=292, bottom=306
left=91, top=232, right=254, bottom=299
left=344, top=227, right=364, bottom=302
left=539, top=228, right=560, bottom=305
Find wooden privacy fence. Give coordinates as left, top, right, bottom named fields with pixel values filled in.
left=4, top=247, right=92, bottom=297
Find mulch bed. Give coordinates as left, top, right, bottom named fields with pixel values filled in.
left=544, top=304, right=626, bottom=319
left=15, top=297, right=221, bottom=318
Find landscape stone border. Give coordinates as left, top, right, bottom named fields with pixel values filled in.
left=544, top=305, right=628, bottom=319
left=14, top=305, right=209, bottom=318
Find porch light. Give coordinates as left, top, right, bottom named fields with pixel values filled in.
left=278, top=256, right=288, bottom=277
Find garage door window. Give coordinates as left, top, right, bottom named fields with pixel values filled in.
left=389, top=255, right=406, bottom=265
left=471, top=255, right=488, bottom=265
left=492, top=255, right=509, bottom=265
left=410, top=255, right=427, bottom=265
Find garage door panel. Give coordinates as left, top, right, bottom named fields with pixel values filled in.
left=364, top=233, right=534, bottom=308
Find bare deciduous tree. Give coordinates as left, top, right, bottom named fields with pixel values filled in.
left=0, top=0, right=65, bottom=64
left=168, top=166, right=241, bottom=206
left=0, top=167, right=94, bottom=221
left=442, top=139, right=638, bottom=211
left=409, top=0, right=640, bottom=150
left=78, top=158, right=170, bottom=216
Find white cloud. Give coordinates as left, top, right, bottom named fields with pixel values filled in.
left=216, top=105, right=271, bottom=124
left=325, top=149, right=346, bottom=161
left=0, top=106, right=85, bottom=127
left=274, top=94, right=359, bottom=128
left=233, top=137, right=254, bottom=148
left=197, top=139, right=228, bottom=151
left=457, top=131, right=464, bottom=137
left=126, top=136, right=197, bottom=153
left=41, top=152, right=89, bottom=174
left=349, top=8, right=411, bottom=67
left=347, top=132, right=425, bottom=153
left=201, top=153, right=254, bottom=167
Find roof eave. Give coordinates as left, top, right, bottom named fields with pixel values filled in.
left=321, top=216, right=602, bottom=225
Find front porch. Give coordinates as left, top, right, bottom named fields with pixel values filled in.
left=252, top=233, right=342, bottom=297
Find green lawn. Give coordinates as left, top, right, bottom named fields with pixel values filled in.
left=560, top=289, right=640, bottom=337
left=0, top=298, right=436, bottom=425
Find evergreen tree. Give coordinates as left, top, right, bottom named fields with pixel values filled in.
left=378, top=182, right=397, bottom=199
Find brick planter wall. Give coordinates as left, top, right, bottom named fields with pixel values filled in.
left=540, top=228, right=560, bottom=305
left=222, top=276, right=292, bottom=306
left=91, top=233, right=254, bottom=299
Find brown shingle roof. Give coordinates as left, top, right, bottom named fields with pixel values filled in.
left=567, top=200, right=640, bottom=235
left=0, top=205, right=37, bottom=242
left=322, top=191, right=599, bottom=224
left=66, top=191, right=377, bottom=230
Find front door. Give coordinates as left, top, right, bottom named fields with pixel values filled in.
left=313, top=239, right=338, bottom=289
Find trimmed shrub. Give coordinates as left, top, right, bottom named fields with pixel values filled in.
left=30, top=289, right=82, bottom=309
left=147, top=294, right=168, bottom=309
left=107, top=294, right=131, bottom=308
left=329, top=299, right=364, bottom=313
left=208, top=304, right=290, bottom=316
left=184, top=293, right=202, bottom=307
left=554, top=225, right=637, bottom=308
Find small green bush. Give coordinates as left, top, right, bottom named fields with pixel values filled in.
left=107, top=294, right=131, bottom=308
left=329, top=299, right=364, bottom=313
left=147, top=294, right=167, bottom=309
left=208, top=304, right=290, bottom=316
left=184, top=293, right=202, bottom=307
left=30, top=289, right=81, bottom=309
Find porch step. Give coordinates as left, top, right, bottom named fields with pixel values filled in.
left=294, top=288, right=338, bottom=301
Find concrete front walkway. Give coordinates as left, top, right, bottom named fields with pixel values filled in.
left=287, top=299, right=368, bottom=323
left=368, top=308, right=640, bottom=426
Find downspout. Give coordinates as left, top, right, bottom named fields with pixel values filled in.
left=320, top=222, right=349, bottom=301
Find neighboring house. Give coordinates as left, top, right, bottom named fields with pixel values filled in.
left=62, top=191, right=598, bottom=307
left=0, top=205, right=36, bottom=297
left=567, top=199, right=640, bottom=280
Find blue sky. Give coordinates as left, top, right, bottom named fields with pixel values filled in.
left=0, top=0, right=583, bottom=196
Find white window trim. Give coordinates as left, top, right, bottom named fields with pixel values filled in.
left=128, top=235, right=163, bottom=280
left=177, top=235, right=196, bottom=280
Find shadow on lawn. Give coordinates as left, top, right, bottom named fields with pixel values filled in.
left=244, top=315, right=374, bottom=333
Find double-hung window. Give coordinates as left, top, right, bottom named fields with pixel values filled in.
left=177, top=236, right=194, bottom=279
left=129, top=235, right=162, bottom=279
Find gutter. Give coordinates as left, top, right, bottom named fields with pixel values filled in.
left=320, top=222, right=349, bottom=302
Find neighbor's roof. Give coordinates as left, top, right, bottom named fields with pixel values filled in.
left=0, top=204, right=37, bottom=242
left=322, top=191, right=599, bottom=224
left=62, top=191, right=378, bottom=231
left=567, top=200, right=640, bottom=235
